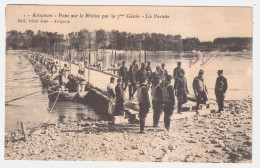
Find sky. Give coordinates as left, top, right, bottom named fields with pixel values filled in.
left=5, top=5, right=253, bottom=41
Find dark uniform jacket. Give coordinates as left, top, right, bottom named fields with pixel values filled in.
left=174, top=77, right=188, bottom=104
left=139, top=84, right=150, bottom=107
left=137, top=69, right=147, bottom=83
left=152, top=85, right=163, bottom=105
left=128, top=64, right=138, bottom=83
left=119, top=66, right=128, bottom=80
left=167, top=84, right=175, bottom=106
left=115, top=85, right=125, bottom=102
left=173, top=67, right=183, bottom=79
left=215, top=76, right=228, bottom=93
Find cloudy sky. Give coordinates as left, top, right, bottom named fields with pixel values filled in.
left=6, top=5, right=252, bottom=41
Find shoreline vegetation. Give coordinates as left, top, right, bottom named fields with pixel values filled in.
left=6, top=29, right=252, bottom=54
left=5, top=98, right=252, bottom=162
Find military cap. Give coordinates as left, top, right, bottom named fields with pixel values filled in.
left=217, top=70, right=223, bottom=74
left=198, top=69, right=204, bottom=76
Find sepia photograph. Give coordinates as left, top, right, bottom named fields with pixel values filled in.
left=4, top=5, right=253, bottom=163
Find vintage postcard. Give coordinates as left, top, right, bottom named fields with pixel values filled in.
left=4, top=5, right=252, bottom=163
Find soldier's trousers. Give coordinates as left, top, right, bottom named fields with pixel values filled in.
left=215, top=91, right=225, bottom=111
left=139, top=103, right=150, bottom=132
left=152, top=101, right=163, bottom=126
left=121, top=78, right=128, bottom=91
left=129, top=82, right=137, bottom=99
left=163, top=103, right=174, bottom=131
left=115, top=100, right=124, bottom=115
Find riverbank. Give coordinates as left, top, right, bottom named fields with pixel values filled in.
left=4, top=98, right=252, bottom=162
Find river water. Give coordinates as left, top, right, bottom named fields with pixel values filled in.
left=98, top=50, right=252, bottom=100
left=5, top=53, right=101, bottom=131
left=5, top=50, right=252, bottom=131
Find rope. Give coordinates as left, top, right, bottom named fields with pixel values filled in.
left=5, top=91, right=41, bottom=104
left=29, top=92, right=60, bottom=136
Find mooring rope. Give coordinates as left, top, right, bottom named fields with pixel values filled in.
left=29, top=92, right=60, bottom=136
left=5, top=91, right=41, bottom=104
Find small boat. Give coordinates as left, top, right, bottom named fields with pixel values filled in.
left=48, top=76, right=88, bottom=102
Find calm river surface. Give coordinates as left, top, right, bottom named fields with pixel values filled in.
left=5, top=50, right=252, bottom=131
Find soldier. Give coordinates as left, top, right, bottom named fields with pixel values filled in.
left=192, top=70, right=208, bottom=115
left=119, top=61, right=128, bottom=91
left=162, top=75, right=175, bottom=132
left=151, top=66, right=162, bottom=87
left=78, top=57, right=85, bottom=77
left=115, top=78, right=125, bottom=116
left=174, top=69, right=189, bottom=114
left=173, top=61, right=183, bottom=80
left=107, top=77, right=116, bottom=115
left=107, top=77, right=116, bottom=99
left=215, top=70, right=228, bottom=112
left=137, top=77, right=150, bottom=133
left=151, top=76, right=163, bottom=127
left=161, top=63, right=168, bottom=86
left=146, top=61, right=153, bottom=84
left=137, top=63, right=147, bottom=84
left=128, top=60, right=139, bottom=100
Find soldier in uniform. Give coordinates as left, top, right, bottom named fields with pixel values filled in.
left=215, top=70, right=228, bottom=112
left=146, top=61, right=153, bottom=84
left=137, top=63, right=147, bottom=84
left=151, top=66, right=162, bottom=87
left=115, top=78, right=125, bottom=116
left=162, top=75, right=175, bottom=131
left=107, top=77, right=116, bottom=99
left=192, top=70, right=208, bottom=115
left=161, top=63, right=168, bottom=86
left=174, top=69, right=189, bottom=114
left=107, top=77, right=116, bottom=115
left=137, top=77, right=150, bottom=133
left=128, top=60, right=139, bottom=100
left=151, top=76, right=163, bottom=127
left=119, top=61, right=128, bottom=91
left=173, top=61, right=183, bottom=80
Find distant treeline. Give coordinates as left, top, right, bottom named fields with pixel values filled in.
left=6, top=29, right=252, bottom=53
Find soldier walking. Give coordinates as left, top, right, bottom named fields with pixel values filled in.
left=215, top=70, right=228, bottom=112
left=192, top=70, right=208, bottom=115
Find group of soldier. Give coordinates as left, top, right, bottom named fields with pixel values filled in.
left=107, top=60, right=228, bottom=133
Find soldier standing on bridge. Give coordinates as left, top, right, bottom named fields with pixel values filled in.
left=115, top=78, right=125, bottom=116
left=137, top=77, right=150, bottom=133
left=192, top=70, right=208, bottom=115
left=162, top=75, right=175, bottom=132
left=119, top=61, right=128, bottom=91
left=215, top=70, right=228, bottom=112
left=78, top=57, right=85, bottom=77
